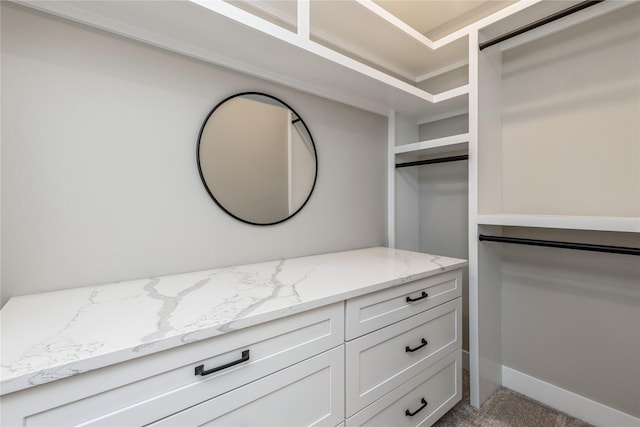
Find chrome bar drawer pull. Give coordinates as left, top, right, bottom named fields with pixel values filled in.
left=194, top=350, right=250, bottom=376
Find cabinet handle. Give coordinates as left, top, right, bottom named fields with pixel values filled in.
left=405, top=338, right=428, bottom=353
left=406, top=291, right=428, bottom=303
left=405, top=398, right=428, bottom=417
left=194, top=350, right=250, bottom=376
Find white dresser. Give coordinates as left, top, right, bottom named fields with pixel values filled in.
left=0, top=247, right=466, bottom=426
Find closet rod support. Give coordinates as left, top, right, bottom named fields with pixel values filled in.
left=479, top=234, right=640, bottom=256
left=479, top=0, right=604, bottom=51
left=396, top=155, right=468, bottom=169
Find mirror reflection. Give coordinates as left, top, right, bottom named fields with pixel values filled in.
left=197, top=92, right=317, bottom=225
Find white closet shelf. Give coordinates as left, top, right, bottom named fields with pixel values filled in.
left=395, top=133, right=469, bottom=160
left=477, top=214, right=640, bottom=233
left=309, top=0, right=469, bottom=83
left=221, top=0, right=473, bottom=85
left=18, top=0, right=468, bottom=119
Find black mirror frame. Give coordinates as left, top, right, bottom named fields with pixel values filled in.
left=197, top=92, right=318, bottom=226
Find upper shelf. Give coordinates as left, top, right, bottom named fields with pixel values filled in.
left=18, top=0, right=484, bottom=120
left=229, top=0, right=513, bottom=83
left=395, top=133, right=469, bottom=163
left=477, top=214, right=640, bottom=234
left=374, top=0, right=516, bottom=42
left=308, top=0, right=469, bottom=82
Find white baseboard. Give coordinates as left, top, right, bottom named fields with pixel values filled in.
left=462, top=349, right=470, bottom=371
left=502, top=366, right=640, bottom=427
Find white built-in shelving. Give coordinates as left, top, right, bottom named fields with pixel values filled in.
left=309, top=1, right=469, bottom=81
left=18, top=0, right=482, bottom=121
left=470, top=2, right=640, bottom=425
left=473, top=0, right=640, bottom=230
left=394, top=133, right=469, bottom=163
left=477, top=214, right=640, bottom=234
left=11, top=0, right=639, bottom=424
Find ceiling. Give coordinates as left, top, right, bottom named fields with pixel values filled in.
left=228, top=1, right=515, bottom=41
left=225, top=0, right=517, bottom=81
left=374, top=0, right=516, bottom=40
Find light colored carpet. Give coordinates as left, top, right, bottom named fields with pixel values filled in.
left=433, top=370, right=593, bottom=427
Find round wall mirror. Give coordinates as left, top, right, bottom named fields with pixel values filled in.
left=197, top=92, right=318, bottom=225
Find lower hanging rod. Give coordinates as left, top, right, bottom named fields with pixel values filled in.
left=479, top=234, right=640, bottom=256
left=396, top=154, right=468, bottom=169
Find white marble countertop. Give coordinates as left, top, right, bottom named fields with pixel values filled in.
left=0, top=247, right=466, bottom=395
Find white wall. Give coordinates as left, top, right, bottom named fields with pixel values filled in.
left=416, top=118, right=470, bottom=353
left=501, top=227, right=640, bottom=417
left=0, top=3, right=388, bottom=307
left=501, top=3, right=640, bottom=217
left=418, top=160, right=469, bottom=352
left=496, top=4, right=640, bottom=417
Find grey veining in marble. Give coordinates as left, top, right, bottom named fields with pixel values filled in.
left=0, top=247, right=466, bottom=395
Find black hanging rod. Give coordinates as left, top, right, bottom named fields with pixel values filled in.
left=396, top=154, right=468, bottom=169
left=479, top=0, right=605, bottom=51
left=479, top=234, right=640, bottom=256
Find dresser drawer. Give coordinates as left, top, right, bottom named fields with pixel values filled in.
left=149, top=346, right=345, bottom=427
left=345, top=270, right=462, bottom=340
left=10, top=303, right=344, bottom=427
left=345, top=298, right=461, bottom=416
left=346, top=351, right=461, bottom=427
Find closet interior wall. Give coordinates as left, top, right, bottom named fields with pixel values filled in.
left=474, top=2, right=640, bottom=420
left=500, top=227, right=639, bottom=417
left=395, top=97, right=470, bottom=361
left=417, top=117, right=469, bottom=355
left=498, top=6, right=639, bottom=218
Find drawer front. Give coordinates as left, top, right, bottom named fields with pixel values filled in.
left=149, top=346, right=345, bottom=427
left=345, top=270, right=462, bottom=340
left=346, top=351, right=461, bottom=427
left=346, top=298, right=461, bottom=416
left=15, top=303, right=344, bottom=427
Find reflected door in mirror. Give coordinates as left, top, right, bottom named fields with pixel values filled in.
left=198, top=93, right=317, bottom=225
